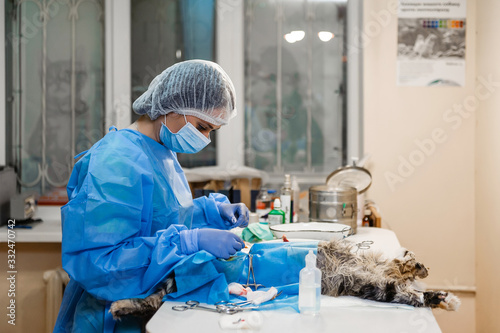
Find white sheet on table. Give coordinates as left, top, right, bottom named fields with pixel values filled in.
left=322, top=295, right=415, bottom=310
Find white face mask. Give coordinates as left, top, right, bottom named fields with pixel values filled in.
left=159, top=115, right=211, bottom=154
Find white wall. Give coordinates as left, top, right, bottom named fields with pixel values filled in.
left=475, top=1, right=500, bottom=332
left=363, top=0, right=476, bottom=331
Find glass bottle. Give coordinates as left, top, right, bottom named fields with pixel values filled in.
left=362, top=208, right=374, bottom=227
left=291, top=175, right=300, bottom=222
left=255, top=188, right=272, bottom=219
left=280, top=174, right=293, bottom=223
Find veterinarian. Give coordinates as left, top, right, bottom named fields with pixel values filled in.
left=54, top=60, right=249, bottom=332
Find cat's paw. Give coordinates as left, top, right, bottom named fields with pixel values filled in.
left=424, top=291, right=461, bottom=311
left=109, top=299, right=140, bottom=320
left=413, top=261, right=429, bottom=279
left=397, top=250, right=429, bottom=279
left=440, top=292, right=461, bottom=311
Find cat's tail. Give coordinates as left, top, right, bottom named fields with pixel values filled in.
left=109, top=276, right=176, bottom=320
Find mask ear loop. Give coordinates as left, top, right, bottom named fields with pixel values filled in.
left=163, top=113, right=188, bottom=132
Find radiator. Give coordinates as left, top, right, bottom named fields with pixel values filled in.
left=43, top=268, right=69, bottom=333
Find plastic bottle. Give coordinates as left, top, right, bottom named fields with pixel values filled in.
left=299, top=250, right=322, bottom=315
left=255, top=188, right=272, bottom=219
left=268, top=199, right=286, bottom=226
left=291, top=175, right=300, bottom=222
left=280, top=174, right=293, bottom=223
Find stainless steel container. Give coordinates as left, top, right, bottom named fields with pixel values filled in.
left=308, top=185, right=358, bottom=234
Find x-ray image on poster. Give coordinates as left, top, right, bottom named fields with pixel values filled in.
left=397, top=0, right=466, bottom=86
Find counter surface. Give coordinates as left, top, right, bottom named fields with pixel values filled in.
left=0, top=205, right=62, bottom=243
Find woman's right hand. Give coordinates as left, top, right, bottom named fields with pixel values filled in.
left=197, top=229, right=245, bottom=259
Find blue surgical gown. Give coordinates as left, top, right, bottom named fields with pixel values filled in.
left=53, top=129, right=231, bottom=333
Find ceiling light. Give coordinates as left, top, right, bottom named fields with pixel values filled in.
left=318, top=31, right=334, bottom=42
left=291, top=30, right=305, bottom=41
left=284, top=33, right=297, bottom=43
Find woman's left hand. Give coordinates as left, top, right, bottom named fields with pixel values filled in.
left=218, top=203, right=250, bottom=228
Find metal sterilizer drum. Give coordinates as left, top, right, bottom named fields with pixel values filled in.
left=308, top=185, right=358, bottom=234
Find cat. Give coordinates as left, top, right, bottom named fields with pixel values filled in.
left=317, top=240, right=460, bottom=310
left=110, top=239, right=460, bottom=321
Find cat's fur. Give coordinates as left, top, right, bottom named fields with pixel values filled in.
left=110, top=239, right=460, bottom=320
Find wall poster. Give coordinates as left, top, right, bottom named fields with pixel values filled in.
left=397, top=0, right=466, bottom=86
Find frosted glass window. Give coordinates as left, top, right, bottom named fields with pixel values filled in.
left=244, top=0, right=347, bottom=175
left=131, top=0, right=217, bottom=168
left=5, top=0, right=105, bottom=196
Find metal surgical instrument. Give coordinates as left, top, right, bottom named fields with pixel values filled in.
left=215, top=300, right=258, bottom=311
left=242, top=254, right=264, bottom=290
left=354, top=240, right=374, bottom=253
left=172, top=300, right=241, bottom=315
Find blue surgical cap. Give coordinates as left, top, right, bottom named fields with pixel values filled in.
left=133, top=60, right=237, bottom=126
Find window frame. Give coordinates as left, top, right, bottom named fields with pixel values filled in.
left=1, top=3, right=6, bottom=166
left=105, top=0, right=132, bottom=130
left=0, top=0, right=131, bottom=167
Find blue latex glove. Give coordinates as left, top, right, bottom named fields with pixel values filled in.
left=218, top=203, right=250, bottom=228
left=197, top=229, right=245, bottom=259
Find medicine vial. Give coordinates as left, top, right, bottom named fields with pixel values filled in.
left=299, top=250, right=322, bottom=315
left=268, top=198, right=286, bottom=225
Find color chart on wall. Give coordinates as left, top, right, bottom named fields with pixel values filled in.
left=422, top=20, right=464, bottom=29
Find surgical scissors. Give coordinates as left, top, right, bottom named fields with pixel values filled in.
left=172, top=300, right=241, bottom=315
left=215, top=300, right=257, bottom=310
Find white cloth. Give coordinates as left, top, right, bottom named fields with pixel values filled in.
left=228, top=283, right=278, bottom=306
left=218, top=312, right=264, bottom=330
left=245, top=287, right=278, bottom=305
left=322, top=295, right=415, bottom=310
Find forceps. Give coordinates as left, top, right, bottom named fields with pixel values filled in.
left=172, top=300, right=241, bottom=315
left=242, top=254, right=264, bottom=290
